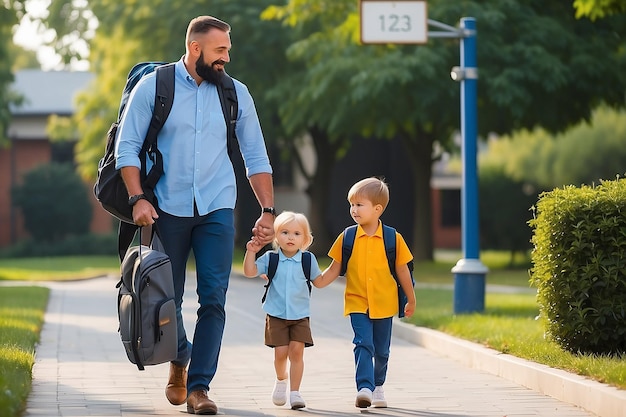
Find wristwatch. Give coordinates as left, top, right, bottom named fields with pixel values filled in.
left=128, top=194, right=148, bottom=206
left=262, top=207, right=277, bottom=216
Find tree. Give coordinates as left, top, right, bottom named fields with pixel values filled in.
left=39, top=0, right=626, bottom=260
left=486, top=107, right=626, bottom=189
left=478, top=163, right=537, bottom=263
left=262, top=0, right=626, bottom=259
left=1, top=0, right=28, bottom=146
left=12, top=163, right=92, bottom=242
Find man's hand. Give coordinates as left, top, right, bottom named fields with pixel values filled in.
left=252, top=212, right=275, bottom=246
left=132, top=199, right=159, bottom=227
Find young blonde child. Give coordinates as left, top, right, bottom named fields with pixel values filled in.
left=318, top=177, right=416, bottom=408
left=243, top=211, right=327, bottom=410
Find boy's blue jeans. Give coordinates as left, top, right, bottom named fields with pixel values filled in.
left=349, top=313, right=393, bottom=392
left=157, top=208, right=234, bottom=394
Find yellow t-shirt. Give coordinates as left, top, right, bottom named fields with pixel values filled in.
left=328, top=222, right=413, bottom=319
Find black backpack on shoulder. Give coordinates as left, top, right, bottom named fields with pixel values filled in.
left=93, top=61, right=238, bottom=260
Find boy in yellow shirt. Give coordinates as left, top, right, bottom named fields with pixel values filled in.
left=317, top=177, right=415, bottom=408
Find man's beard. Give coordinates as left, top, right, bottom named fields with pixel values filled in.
left=196, top=52, right=225, bottom=85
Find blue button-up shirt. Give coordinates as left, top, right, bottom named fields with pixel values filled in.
left=255, top=249, right=322, bottom=320
left=115, top=59, right=272, bottom=217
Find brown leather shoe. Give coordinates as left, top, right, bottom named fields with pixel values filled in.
left=165, top=362, right=187, bottom=405
left=186, top=390, right=218, bottom=415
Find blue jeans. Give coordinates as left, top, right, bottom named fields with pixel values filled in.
left=157, top=208, right=234, bottom=393
left=349, top=313, right=393, bottom=391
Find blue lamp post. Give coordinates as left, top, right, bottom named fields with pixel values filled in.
left=449, top=17, right=488, bottom=314
left=363, top=10, right=487, bottom=314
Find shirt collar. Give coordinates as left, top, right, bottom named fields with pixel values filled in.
left=278, top=248, right=302, bottom=261
left=355, top=221, right=383, bottom=239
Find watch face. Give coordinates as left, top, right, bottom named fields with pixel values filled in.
left=129, top=194, right=146, bottom=206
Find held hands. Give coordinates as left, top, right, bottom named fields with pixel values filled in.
left=252, top=213, right=275, bottom=246
left=243, top=238, right=268, bottom=280
left=245, top=238, right=264, bottom=254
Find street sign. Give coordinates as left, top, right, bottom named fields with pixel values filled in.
left=360, top=1, right=428, bottom=44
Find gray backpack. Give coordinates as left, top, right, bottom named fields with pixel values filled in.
left=117, top=227, right=177, bottom=370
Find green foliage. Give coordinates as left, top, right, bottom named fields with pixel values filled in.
left=479, top=164, right=536, bottom=258
left=485, top=107, right=626, bottom=189
left=574, top=0, right=626, bottom=20
left=0, top=286, right=48, bottom=417
left=11, top=163, right=92, bottom=242
left=1, top=0, right=28, bottom=146
left=37, top=0, right=626, bottom=261
left=529, top=179, right=626, bottom=354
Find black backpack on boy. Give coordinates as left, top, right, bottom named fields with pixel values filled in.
left=93, top=61, right=238, bottom=260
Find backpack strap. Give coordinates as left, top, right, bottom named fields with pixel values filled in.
left=301, top=251, right=312, bottom=294
left=262, top=252, right=279, bottom=303
left=340, top=225, right=357, bottom=276
left=143, top=63, right=175, bottom=191
left=382, top=224, right=397, bottom=278
left=217, top=75, right=238, bottom=158
left=261, top=251, right=313, bottom=302
left=117, top=63, right=175, bottom=261
left=381, top=223, right=415, bottom=318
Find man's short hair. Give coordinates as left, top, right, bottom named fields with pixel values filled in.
left=186, top=15, right=231, bottom=42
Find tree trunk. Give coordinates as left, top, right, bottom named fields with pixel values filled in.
left=303, top=127, right=337, bottom=257
left=401, top=131, right=434, bottom=261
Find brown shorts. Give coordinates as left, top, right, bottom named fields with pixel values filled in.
left=265, top=315, right=314, bottom=348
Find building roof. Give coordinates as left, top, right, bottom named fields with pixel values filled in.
left=10, top=69, right=95, bottom=116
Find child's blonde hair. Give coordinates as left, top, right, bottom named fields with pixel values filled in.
left=272, top=211, right=314, bottom=251
left=347, top=177, right=389, bottom=211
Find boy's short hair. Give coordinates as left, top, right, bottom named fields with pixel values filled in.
left=347, top=177, right=390, bottom=211
left=272, top=211, right=314, bottom=251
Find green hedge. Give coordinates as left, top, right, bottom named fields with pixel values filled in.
left=529, top=179, right=626, bottom=355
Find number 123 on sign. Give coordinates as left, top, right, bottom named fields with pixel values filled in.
left=360, top=0, right=428, bottom=44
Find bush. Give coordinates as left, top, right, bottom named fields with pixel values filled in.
left=479, top=164, right=537, bottom=261
left=11, top=163, right=92, bottom=242
left=529, top=179, right=626, bottom=355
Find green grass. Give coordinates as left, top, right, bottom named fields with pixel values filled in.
left=405, top=288, right=626, bottom=389
left=0, top=286, right=49, bottom=417
left=0, top=256, right=120, bottom=281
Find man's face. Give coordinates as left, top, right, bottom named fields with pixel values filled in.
left=196, top=51, right=225, bottom=85
left=194, top=28, right=231, bottom=85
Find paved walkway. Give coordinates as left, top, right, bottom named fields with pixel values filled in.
left=21, top=274, right=603, bottom=417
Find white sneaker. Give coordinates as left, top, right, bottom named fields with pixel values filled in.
left=290, top=391, right=306, bottom=409
left=372, top=386, right=387, bottom=408
left=355, top=388, right=372, bottom=408
left=272, top=379, right=288, bottom=406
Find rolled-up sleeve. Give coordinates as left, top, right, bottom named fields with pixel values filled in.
left=233, top=81, right=273, bottom=177
left=114, top=75, right=156, bottom=170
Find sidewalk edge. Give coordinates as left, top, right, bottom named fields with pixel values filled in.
left=392, top=320, right=626, bottom=417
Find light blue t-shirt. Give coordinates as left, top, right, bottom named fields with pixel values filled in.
left=115, top=58, right=272, bottom=217
left=255, top=249, right=322, bottom=320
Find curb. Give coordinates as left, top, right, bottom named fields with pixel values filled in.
left=392, top=320, right=626, bottom=417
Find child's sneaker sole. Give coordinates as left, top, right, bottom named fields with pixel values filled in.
left=355, top=388, right=372, bottom=408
